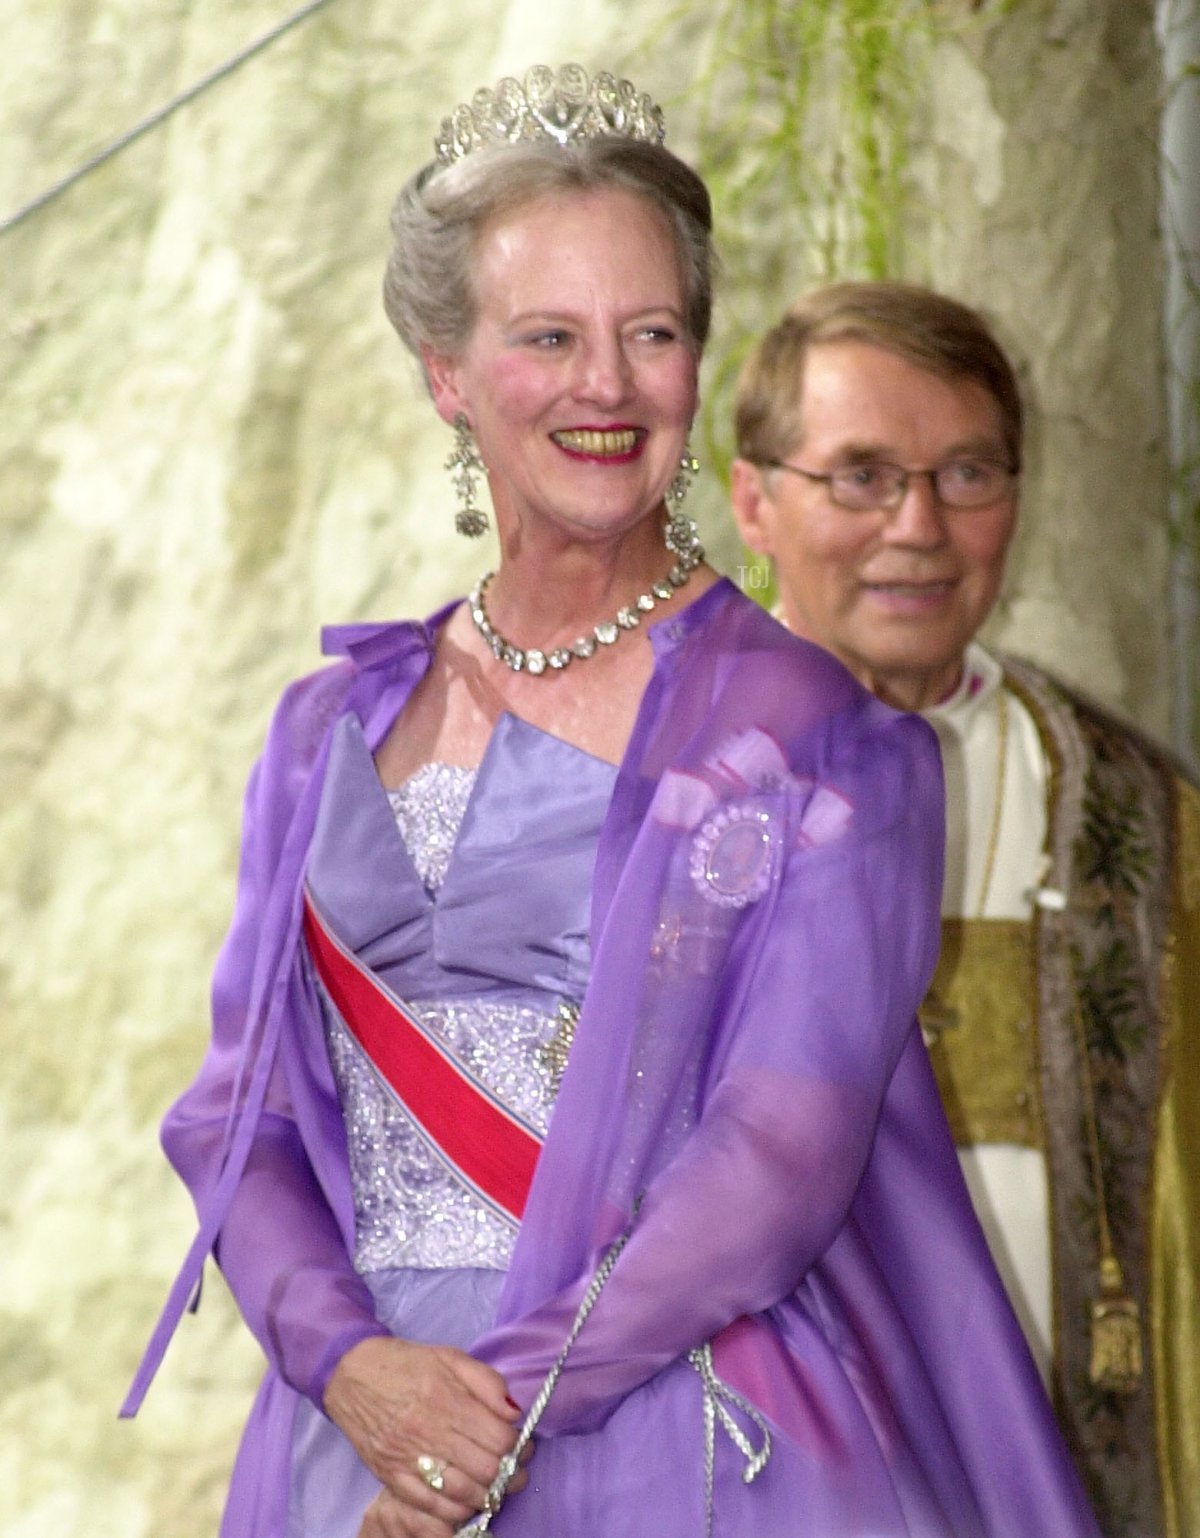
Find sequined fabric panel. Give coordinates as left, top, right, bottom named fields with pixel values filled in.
left=328, top=762, right=566, bottom=1273
left=327, top=998, right=563, bottom=1272
left=387, top=763, right=475, bottom=895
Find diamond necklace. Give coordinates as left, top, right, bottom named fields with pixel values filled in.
left=468, top=513, right=705, bottom=675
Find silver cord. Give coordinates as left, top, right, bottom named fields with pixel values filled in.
left=687, top=1341, right=773, bottom=1536
left=456, top=1230, right=630, bottom=1535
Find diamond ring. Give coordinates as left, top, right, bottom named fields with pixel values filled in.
left=416, top=1453, right=447, bottom=1491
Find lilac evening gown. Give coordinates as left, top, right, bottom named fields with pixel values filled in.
left=287, top=709, right=616, bottom=1536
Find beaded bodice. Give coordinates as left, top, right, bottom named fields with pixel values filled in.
left=307, top=714, right=615, bottom=1274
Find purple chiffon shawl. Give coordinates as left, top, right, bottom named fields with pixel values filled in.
left=123, top=581, right=1099, bottom=1537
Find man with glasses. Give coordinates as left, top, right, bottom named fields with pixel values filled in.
left=730, top=281, right=1198, bottom=1538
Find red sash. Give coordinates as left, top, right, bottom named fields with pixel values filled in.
left=302, top=890, right=543, bottom=1223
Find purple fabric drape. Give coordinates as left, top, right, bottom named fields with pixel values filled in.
left=124, top=581, right=1100, bottom=1538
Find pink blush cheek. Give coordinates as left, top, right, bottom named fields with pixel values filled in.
left=486, top=353, right=554, bottom=414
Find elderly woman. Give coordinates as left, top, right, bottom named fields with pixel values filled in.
left=125, top=65, right=1100, bottom=1538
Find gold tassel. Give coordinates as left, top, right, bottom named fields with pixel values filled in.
left=1089, top=1255, right=1142, bottom=1394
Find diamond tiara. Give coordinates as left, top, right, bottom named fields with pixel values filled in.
left=433, top=64, right=666, bottom=167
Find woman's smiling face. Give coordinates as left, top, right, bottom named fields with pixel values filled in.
left=424, top=185, right=700, bottom=547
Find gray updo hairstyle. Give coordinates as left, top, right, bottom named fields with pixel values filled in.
left=383, top=137, right=715, bottom=370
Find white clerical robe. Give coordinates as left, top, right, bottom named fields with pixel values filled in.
left=924, top=642, right=1054, bottom=1381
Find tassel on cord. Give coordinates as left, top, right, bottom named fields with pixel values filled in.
left=1090, top=1254, right=1143, bottom=1394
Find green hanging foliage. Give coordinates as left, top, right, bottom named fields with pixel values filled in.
left=649, top=0, right=937, bottom=292
left=632, top=5, right=999, bottom=462
left=627, top=0, right=981, bottom=595
left=652, top=0, right=940, bottom=477
left=635, top=1, right=1200, bottom=642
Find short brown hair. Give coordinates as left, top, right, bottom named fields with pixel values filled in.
left=734, top=281, right=1023, bottom=470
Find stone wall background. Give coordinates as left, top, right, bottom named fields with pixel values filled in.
left=916, top=2, right=1176, bottom=738
left=0, top=1, right=1184, bottom=1533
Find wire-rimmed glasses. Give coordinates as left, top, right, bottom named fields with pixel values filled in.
left=761, top=457, right=1018, bottom=512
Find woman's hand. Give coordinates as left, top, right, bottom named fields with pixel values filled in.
left=324, top=1335, right=527, bottom=1536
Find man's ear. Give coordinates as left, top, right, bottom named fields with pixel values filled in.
left=420, top=344, right=466, bottom=427
left=730, top=458, right=777, bottom=557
